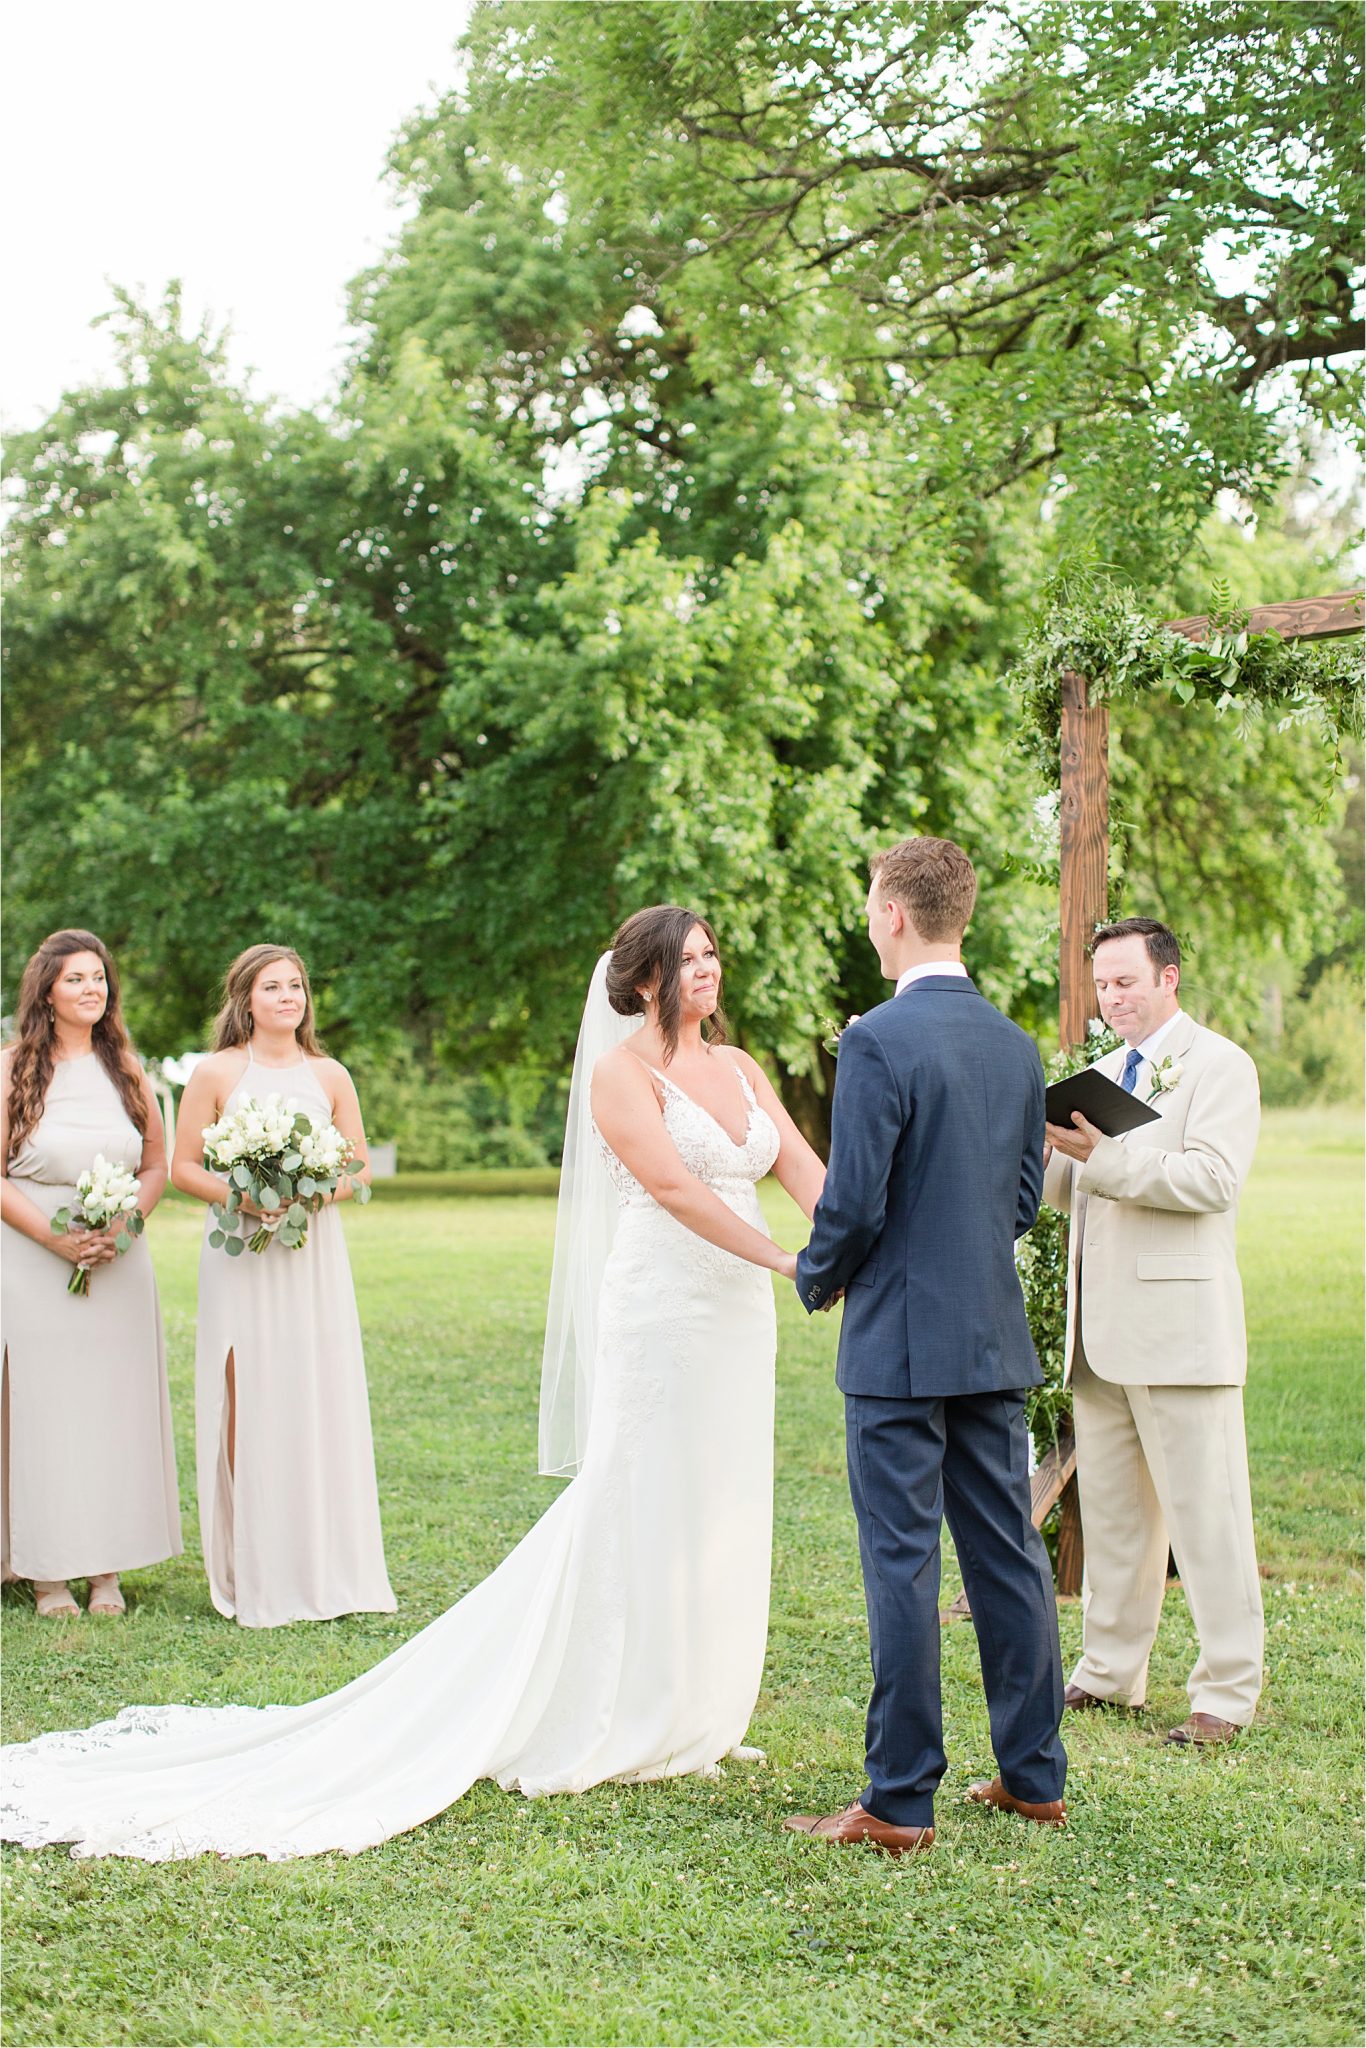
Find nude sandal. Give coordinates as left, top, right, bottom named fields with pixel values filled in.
left=33, top=1580, right=80, bottom=1618
left=86, top=1574, right=126, bottom=1616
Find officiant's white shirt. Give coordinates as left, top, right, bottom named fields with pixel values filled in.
left=1121, top=1009, right=1185, bottom=1089
left=895, top=961, right=969, bottom=995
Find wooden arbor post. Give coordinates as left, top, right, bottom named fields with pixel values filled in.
left=1048, top=667, right=1111, bottom=1593
left=1059, top=670, right=1111, bottom=1047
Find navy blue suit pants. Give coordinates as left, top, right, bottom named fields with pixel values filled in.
left=844, top=1389, right=1067, bottom=1827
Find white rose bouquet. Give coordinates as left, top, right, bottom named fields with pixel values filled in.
left=50, top=1156, right=144, bottom=1296
left=202, top=1094, right=370, bottom=1257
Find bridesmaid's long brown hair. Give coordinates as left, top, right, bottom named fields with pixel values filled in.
left=5, top=930, right=149, bottom=1161
left=210, top=946, right=326, bottom=1054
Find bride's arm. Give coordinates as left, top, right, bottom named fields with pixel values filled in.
left=725, top=1049, right=826, bottom=1221
left=591, top=1055, right=798, bottom=1279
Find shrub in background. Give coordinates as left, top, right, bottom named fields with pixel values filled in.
left=348, top=1041, right=565, bottom=1172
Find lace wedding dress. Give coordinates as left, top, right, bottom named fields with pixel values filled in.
left=0, top=1066, right=779, bottom=1860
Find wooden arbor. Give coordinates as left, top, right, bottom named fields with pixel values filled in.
left=941, top=586, right=1360, bottom=1621
left=1041, top=588, right=1365, bottom=1594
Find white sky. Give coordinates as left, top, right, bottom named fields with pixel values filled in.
left=2, top=2, right=471, bottom=431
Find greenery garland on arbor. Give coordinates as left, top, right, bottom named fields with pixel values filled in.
left=1018, top=1021, right=1123, bottom=1464
left=1007, top=571, right=1364, bottom=786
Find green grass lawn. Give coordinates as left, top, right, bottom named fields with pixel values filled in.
left=3, top=1107, right=1361, bottom=2046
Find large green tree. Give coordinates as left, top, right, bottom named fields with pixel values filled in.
left=460, top=0, right=1363, bottom=566
left=3, top=4, right=1359, bottom=1136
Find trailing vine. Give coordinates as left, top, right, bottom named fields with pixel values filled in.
left=1019, top=1020, right=1124, bottom=1463
left=1007, top=569, right=1364, bottom=785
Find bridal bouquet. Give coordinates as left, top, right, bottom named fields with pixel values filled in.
left=50, top=1156, right=144, bottom=1295
left=203, top=1094, right=370, bottom=1257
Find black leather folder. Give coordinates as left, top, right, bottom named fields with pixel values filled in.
left=1044, top=1067, right=1161, bottom=1139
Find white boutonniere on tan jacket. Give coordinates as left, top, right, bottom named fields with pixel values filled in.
left=1146, top=1054, right=1184, bottom=1103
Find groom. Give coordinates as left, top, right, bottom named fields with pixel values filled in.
left=786, top=837, right=1067, bottom=1854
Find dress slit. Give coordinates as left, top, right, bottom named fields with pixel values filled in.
left=208, top=1349, right=236, bottom=1615
left=1, top=1346, right=11, bottom=1577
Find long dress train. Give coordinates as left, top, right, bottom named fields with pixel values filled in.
left=0, top=1073, right=779, bottom=1859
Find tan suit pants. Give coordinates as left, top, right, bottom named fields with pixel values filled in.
left=1070, top=1341, right=1264, bottom=1724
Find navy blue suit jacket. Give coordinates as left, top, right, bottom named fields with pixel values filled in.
left=795, top=976, right=1045, bottom=1399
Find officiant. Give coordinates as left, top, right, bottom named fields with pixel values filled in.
left=1042, top=917, right=1265, bottom=1747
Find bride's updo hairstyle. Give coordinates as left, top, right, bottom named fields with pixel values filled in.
left=210, top=945, right=327, bottom=1054
left=606, top=905, right=729, bottom=1064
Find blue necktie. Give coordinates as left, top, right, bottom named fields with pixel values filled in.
left=1120, top=1048, right=1142, bottom=1094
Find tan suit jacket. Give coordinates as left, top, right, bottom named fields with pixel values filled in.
left=1042, top=1014, right=1260, bottom=1386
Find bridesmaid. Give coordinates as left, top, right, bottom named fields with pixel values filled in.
left=170, top=945, right=395, bottom=1628
left=0, top=930, right=182, bottom=1618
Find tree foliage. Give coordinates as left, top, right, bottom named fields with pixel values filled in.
left=462, top=0, right=1364, bottom=565
left=3, top=5, right=1361, bottom=1130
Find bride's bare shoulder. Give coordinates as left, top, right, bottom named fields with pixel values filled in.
left=591, top=1044, right=653, bottom=1093
left=718, top=1045, right=766, bottom=1085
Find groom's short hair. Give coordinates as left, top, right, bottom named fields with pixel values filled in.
left=871, top=837, right=977, bottom=941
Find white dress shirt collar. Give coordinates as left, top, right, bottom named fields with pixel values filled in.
left=1125, top=1009, right=1184, bottom=1068
left=895, top=960, right=970, bottom=996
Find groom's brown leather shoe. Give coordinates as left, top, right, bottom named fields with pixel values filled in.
left=965, top=1777, right=1067, bottom=1826
left=783, top=1801, right=934, bottom=1857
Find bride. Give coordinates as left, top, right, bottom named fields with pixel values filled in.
left=1, top=906, right=826, bottom=1859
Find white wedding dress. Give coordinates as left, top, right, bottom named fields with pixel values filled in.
left=0, top=1066, right=779, bottom=1860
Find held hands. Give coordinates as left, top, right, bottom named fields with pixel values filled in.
left=1044, top=1110, right=1103, bottom=1166
left=771, top=1245, right=842, bottom=1308
left=50, top=1225, right=118, bottom=1270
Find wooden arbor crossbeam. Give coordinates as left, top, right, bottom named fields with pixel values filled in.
left=1165, top=589, right=1363, bottom=644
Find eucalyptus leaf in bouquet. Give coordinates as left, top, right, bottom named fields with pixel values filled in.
left=50, top=1155, right=144, bottom=1296
left=203, top=1094, right=369, bottom=1256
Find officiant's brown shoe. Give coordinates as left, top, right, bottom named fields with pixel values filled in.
left=1165, top=1712, right=1242, bottom=1747
left=1064, top=1682, right=1120, bottom=1711
left=783, top=1801, right=934, bottom=1857
left=965, top=1777, right=1067, bottom=1826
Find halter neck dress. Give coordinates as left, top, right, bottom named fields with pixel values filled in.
left=2, top=1053, right=181, bottom=1582
left=193, top=1053, right=394, bottom=1628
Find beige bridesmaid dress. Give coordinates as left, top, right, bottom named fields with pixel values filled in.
left=194, top=1053, right=395, bottom=1628
left=1, top=1055, right=182, bottom=1582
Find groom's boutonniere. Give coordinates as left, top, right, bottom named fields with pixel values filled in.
left=822, top=1014, right=862, bottom=1056
left=1146, top=1055, right=1184, bottom=1103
